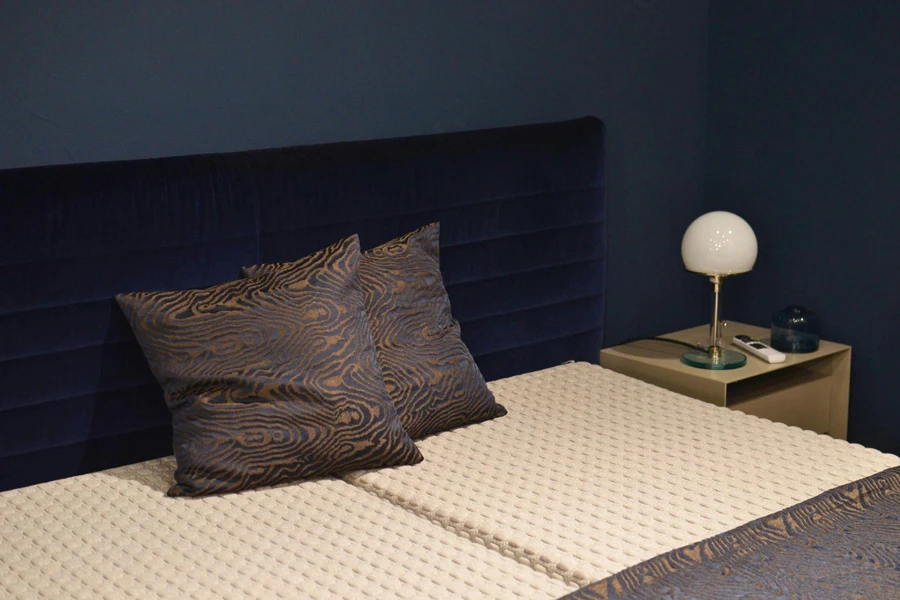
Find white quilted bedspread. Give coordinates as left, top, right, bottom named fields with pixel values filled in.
left=0, top=458, right=572, bottom=600
left=344, top=362, right=900, bottom=587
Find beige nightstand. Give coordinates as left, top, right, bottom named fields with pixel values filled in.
left=600, top=322, right=850, bottom=440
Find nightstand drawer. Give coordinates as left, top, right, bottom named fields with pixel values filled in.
left=728, top=368, right=831, bottom=433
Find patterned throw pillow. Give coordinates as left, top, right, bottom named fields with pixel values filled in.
left=244, top=223, right=506, bottom=439
left=117, top=235, right=423, bottom=497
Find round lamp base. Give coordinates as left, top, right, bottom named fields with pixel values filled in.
left=681, top=348, right=747, bottom=370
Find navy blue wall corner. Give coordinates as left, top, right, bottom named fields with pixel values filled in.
left=705, top=2, right=900, bottom=454
left=14, top=3, right=892, bottom=453
left=0, top=1, right=710, bottom=349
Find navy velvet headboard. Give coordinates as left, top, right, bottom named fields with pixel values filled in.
left=0, top=117, right=606, bottom=492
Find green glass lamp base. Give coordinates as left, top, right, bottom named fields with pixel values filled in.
left=681, top=348, right=747, bottom=370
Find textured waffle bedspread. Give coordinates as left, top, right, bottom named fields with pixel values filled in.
left=4, top=362, right=897, bottom=599
left=0, top=457, right=573, bottom=600
left=344, top=362, right=900, bottom=587
left=561, top=465, right=900, bottom=599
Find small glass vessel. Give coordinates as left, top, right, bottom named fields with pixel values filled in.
left=771, top=305, right=820, bottom=353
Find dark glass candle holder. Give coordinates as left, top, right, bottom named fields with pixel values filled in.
left=771, top=305, right=820, bottom=353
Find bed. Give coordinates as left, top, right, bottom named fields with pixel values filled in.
left=1, top=117, right=898, bottom=599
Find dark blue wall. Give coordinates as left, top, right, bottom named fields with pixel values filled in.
left=4, top=2, right=894, bottom=452
left=706, top=2, right=900, bottom=453
left=0, top=1, right=710, bottom=346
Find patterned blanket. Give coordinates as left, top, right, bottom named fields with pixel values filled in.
left=561, top=466, right=900, bottom=599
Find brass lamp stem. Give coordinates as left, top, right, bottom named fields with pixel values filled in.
left=709, top=275, right=722, bottom=362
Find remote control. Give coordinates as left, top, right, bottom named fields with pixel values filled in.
left=732, top=334, right=786, bottom=364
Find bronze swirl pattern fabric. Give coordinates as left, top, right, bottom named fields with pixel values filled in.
left=245, top=223, right=506, bottom=439
left=560, top=465, right=900, bottom=600
left=116, top=235, right=422, bottom=497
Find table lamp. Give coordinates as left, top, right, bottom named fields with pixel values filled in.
left=681, top=211, right=758, bottom=369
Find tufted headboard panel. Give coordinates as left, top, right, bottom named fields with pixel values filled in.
left=0, top=117, right=606, bottom=491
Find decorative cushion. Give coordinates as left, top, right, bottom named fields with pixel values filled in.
left=245, top=223, right=506, bottom=439
left=116, top=235, right=423, bottom=497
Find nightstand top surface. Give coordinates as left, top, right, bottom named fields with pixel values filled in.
left=601, top=322, right=849, bottom=384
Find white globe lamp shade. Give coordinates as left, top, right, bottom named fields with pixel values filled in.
left=681, top=211, right=758, bottom=275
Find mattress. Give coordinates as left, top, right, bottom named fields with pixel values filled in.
left=344, top=362, right=900, bottom=587
left=0, top=457, right=573, bottom=600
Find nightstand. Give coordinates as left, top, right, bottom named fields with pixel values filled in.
left=600, top=322, right=850, bottom=440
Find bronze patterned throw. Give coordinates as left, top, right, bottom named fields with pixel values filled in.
left=117, top=235, right=422, bottom=497
left=560, top=466, right=900, bottom=600
left=245, top=223, right=506, bottom=439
